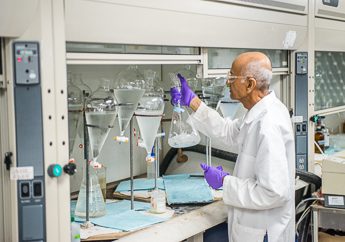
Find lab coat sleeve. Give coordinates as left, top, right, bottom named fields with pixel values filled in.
left=188, top=102, right=242, bottom=146
left=223, top=126, right=291, bottom=210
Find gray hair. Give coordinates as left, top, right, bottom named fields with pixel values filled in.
left=241, top=59, right=272, bottom=92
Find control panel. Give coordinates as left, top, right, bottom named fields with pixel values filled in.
left=13, top=42, right=46, bottom=241
left=295, top=52, right=308, bottom=171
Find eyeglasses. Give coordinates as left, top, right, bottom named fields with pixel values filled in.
left=227, top=70, right=246, bottom=84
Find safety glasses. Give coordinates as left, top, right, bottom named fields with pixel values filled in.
left=227, top=70, right=246, bottom=84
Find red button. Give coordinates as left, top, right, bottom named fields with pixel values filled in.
left=17, top=57, right=22, bottom=62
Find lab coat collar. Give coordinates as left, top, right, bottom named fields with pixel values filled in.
left=243, top=91, right=276, bottom=124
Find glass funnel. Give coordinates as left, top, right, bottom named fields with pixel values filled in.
left=201, top=77, right=227, bottom=110
left=68, top=73, right=84, bottom=157
left=174, top=65, right=198, bottom=92
left=85, top=78, right=117, bottom=167
left=75, top=163, right=106, bottom=218
left=219, top=86, right=240, bottom=119
left=71, top=73, right=93, bottom=150
left=113, top=65, right=145, bottom=142
left=135, top=70, right=165, bottom=162
left=168, top=73, right=200, bottom=148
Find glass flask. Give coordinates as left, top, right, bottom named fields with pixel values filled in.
left=71, top=73, right=93, bottom=151
left=168, top=73, right=200, bottom=148
left=201, top=77, right=227, bottom=110
left=113, top=65, right=146, bottom=142
left=85, top=78, right=117, bottom=166
left=174, top=65, right=198, bottom=92
left=75, top=163, right=106, bottom=218
left=135, top=70, right=165, bottom=162
left=68, top=73, right=84, bottom=157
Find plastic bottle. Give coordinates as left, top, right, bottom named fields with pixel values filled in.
left=71, top=217, right=80, bottom=242
left=315, top=123, right=325, bottom=154
left=151, top=190, right=166, bottom=214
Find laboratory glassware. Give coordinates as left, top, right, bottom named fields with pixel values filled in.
left=174, top=65, right=198, bottom=92
left=75, top=163, right=107, bottom=218
left=201, top=77, right=227, bottom=167
left=201, top=77, right=227, bottom=109
left=135, top=70, right=165, bottom=162
left=113, top=65, right=145, bottom=142
left=96, top=166, right=107, bottom=202
left=85, top=78, right=117, bottom=167
left=168, top=73, right=200, bottom=148
left=71, top=73, right=92, bottom=152
left=219, top=86, right=240, bottom=120
left=68, top=74, right=84, bottom=157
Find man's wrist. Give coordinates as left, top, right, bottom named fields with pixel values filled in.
left=189, top=96, right=202, bottom=111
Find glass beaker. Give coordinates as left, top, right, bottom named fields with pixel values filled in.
left=96, top=166, right=107, bottom=202
left=168, top=73, right=200, bottom=148
left=75, top=163, right=106, bottom=218
left=68, top=74, right=84, bottom=157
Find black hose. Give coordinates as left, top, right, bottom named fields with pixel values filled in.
left=296, top=169, right=322, bottom=190
left=160, top=144, right=238, bottom=176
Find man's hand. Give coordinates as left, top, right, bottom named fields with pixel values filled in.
left=170, top=74, right=196, bottom=107
left=200, top=163, right=229, bottom=189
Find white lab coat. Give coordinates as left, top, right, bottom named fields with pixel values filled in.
left=189, top=91, right=295, bottom=242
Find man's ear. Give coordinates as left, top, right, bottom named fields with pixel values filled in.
left=246, top=78, right=257, bottom=92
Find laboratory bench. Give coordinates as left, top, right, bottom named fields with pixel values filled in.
left=311, top=204, right=345, bottom=242
left=79, top=200, right=227, bottom=242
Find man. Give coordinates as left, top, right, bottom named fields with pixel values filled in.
left=171, top=52, right=295, bottom=242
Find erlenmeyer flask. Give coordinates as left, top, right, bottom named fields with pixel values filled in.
left=75, top=163, right=106, bottom=218
left=135, top=70, right=165, bottom=162
left=168, top=73, right=200, bottom=148
left=174, top=65, right=198, bottom=92
left=113, top=65, right=145, bottom=142
left=71, top=73, right=92, bottom=150
left=86, top=78, right=117, bottom=166
left=68, top=73, right=84, bottom=157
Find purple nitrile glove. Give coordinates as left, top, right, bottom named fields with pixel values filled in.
left=170, top=87, right=181, bottom=105
left=200, top=163, right=229, bottom=189
left=175, top=74, right=196, bottom=107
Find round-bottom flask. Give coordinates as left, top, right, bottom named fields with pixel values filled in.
left=75, top=163, right=106, bottom=218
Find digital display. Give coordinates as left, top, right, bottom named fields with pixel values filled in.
left=17, top=50, right=36, bottom=55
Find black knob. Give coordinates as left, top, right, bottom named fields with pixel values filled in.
left=63, top=162, right=77, bottom=175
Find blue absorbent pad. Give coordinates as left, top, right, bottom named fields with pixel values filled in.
left=163, top=173, right=214, bottom=204
left=115, top=178, right=165, bottom=192
left=73, top=200, right=167, bottom=231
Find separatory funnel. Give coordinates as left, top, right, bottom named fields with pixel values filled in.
left=201, top=77, right=227, bottom=167
left=219, top=86, right=240, bottom=120
left=201, top=77, right=227, bottom=109
left=71, top=73, right=92, bottom=151
left=168, top=73, right=200, bottom=148
left=135, top=70, right=165, bottom=162
left=75, top=163, right=106, bottom=218
left=113, top=66, right=145, bottom=143
left=85, top=78, right=117, bottom=167
left=68, top=74, right=84, bottom=158
left=174, top=65, right=199, bottom=92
